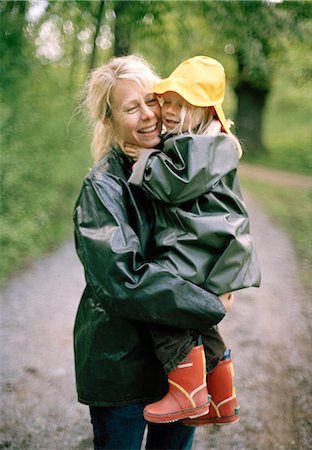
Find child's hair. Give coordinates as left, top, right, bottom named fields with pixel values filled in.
left=176, top=104, right=243, bottom=158
left=83, top=55, right=160, bottom=161
left=172, top=105, right=214, bottom=136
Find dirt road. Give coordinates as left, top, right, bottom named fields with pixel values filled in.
left=1, top=194, right=311, bottom=449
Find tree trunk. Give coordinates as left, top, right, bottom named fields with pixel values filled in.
left=89, top=0, right=105, bottom=72
left=1, top=0, right=28, bottom=92
left=113, top=1, right=131, bottom=56
left=234, top=81, right=269, bottom=155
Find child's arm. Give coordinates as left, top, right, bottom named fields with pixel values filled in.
left=128, top=134, right=239, bottom=205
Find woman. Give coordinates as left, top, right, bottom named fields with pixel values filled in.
left=73, top=55, right=227, bottom=450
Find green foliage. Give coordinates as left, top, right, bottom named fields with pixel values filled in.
left=242, top=37, right=312, bottom=174
left=109, top=0, right=168, bottom=56
left=198, top=0, right=312, bottom=88
left=1, top=0, right=312, bottom=285
left=0, top=65, right=91, bottom=284
left=133, top=5, right=216, bottom=77
left=263, top=83, right=312, bottom=174
left=240, top=177, right=312, bottom=295
left=0, top=1, right=29, bottom=94
left=135, top=0, right=312, bottom=157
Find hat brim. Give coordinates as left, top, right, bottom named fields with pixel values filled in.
left=155, top=79, right=213, bottom=107
left=214, top=105, right=231, bottom=134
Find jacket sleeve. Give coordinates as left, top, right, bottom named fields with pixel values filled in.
left=203, top=211, right=262, bottom=294
left=128, top=134, right=239, bottom=205
left=74, top=173, right=226, bottom=330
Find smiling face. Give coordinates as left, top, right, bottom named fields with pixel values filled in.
left=110, top=79, right=161, bottom=150
left=160, top=91, right=202, bottom=133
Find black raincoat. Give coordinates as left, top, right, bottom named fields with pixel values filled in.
left=73, top=148, right=226, bottom=406
left=129, top=133, right=261, bottom=295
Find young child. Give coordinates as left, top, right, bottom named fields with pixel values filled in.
left=126, top=56, right=261, bottom=425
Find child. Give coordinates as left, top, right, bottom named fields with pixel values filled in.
left=126, top=56, right=261, bottom=425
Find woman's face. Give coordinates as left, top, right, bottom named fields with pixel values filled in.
left=110, top=79, right=161, bottom=150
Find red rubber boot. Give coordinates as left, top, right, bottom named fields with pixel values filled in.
left=182, top=350, right=240, bottom=426
left=143, top=345, right=210, bottom=423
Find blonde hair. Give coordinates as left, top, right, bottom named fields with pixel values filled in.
left=169, top=104, right=243, bottom=159
left=83, top=55, right=160, bottom=161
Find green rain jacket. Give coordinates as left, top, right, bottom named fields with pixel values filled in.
left=129, top=133, right=261, bottom=295
left=73, top=148, right=226, bottom=406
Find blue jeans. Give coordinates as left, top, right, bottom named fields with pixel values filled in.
left=89, top=404, right=195, bottom=450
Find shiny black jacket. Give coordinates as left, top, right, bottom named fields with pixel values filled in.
left=129, top=134, right=261, bottom=295
left=73, top=148, right=226, bottom=406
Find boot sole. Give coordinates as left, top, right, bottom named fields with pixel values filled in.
left=182, top=414, right=240, bottom=426
left=143, top=403, right=210, bottom=424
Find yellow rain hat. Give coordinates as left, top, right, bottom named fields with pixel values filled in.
left=154, top=56, right=231, bottom=134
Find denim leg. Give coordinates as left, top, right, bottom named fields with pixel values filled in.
left=90, top=404, right=195, bottom=450
left=146, top=421, right=195, bottom=450
left=89, top=404, right=146, bottom=450
left=149, top=324, right=195, bottom=373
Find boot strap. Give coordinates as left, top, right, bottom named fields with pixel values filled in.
left=168, top=380, right=207, bottom=408
left=210, top=394, right=237, bottom=418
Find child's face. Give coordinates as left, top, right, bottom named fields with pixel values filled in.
left=160, top=92, right=201, bottom=133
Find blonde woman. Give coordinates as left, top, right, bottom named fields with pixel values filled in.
left=73, top=55, right=227, bottom=449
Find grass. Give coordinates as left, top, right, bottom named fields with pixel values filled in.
left=262, top=70, right=312, bottom=175
left=240, top=176, right=312, bottom=295
left=237, top=65, right=312, bottom=296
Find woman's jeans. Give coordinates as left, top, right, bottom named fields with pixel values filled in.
left=89, top=404, right=195, bottom=450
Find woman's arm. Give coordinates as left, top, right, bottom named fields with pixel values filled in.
left=128, top=134, right=239, bottom=205
left=74, top=173, right=226, bottom=331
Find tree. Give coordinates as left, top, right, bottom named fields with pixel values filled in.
left=0, top=0, right=29, bottom=93
left=200, top=0, right=312, bottom=154
left=89, top=0, right=105, bottom=70
left=111, top=0, right=168, bottom=57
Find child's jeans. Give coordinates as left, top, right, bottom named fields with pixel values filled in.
left=149, top=324, right=226, bottom=373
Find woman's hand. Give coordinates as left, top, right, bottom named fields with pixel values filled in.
left=124, top=143, right=145, bottom=161
left=219, top=292, right=234, bottom=312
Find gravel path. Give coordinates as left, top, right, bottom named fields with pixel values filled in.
left=239, top=163, right=312, bottom=189
left=1, top=195, right=311, bottom=450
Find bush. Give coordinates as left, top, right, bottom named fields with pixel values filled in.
left=0, top=69, right=91, bottom=284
